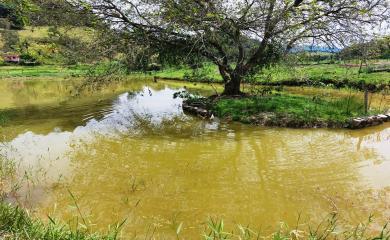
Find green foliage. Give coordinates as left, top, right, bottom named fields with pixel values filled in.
left=0, top=29, right=20, bottom=52
left=183, top=65, right=216, bottom=83
left=339, top=36, right=390, bottom=60
left=0, top=0, right=35, bottom=30
left=156, top=63, right=222, bottom=81
left=19, top=52, right=39, bottom=65
left=0, top=110, right=11, bottom=126
left=29, top=0, right=99, bottom=27
left=0, top=26, right=98, bottom=65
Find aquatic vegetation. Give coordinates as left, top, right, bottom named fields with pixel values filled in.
left=0, top=151, right=16, bottom=198
left=0, top=114, right=7, bottom=126
left=0, top=109, right=20, bottom=127
left=0, top=203, right=123, bottom=240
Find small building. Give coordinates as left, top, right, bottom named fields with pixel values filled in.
left=4, top=54, right=20, bottom=63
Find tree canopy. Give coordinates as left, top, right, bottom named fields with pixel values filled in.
left=60, top=0, right=390, bottom=94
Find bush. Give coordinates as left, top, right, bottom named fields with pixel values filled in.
left=19, top=52, right=39, bottom=65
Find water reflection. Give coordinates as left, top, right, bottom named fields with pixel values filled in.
left=0, top=80, right=389, bottom=238
left=0, top=86, right=192, bottom=183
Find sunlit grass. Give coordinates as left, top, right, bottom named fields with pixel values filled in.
left=154, top=63, right=390, bottom=87
left=1, top=62, right=388, bottom=89
left=213, top=93, right=378, bottom=124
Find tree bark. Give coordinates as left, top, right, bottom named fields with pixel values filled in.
left=222, top=75, right=242, bottom=95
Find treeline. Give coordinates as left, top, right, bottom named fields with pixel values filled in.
left=0, top=0, right=31, bottom=30
left=339, top=36, right=390, bottom=60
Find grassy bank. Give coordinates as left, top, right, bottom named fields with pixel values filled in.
left=185, top=93, right=380, bottom=128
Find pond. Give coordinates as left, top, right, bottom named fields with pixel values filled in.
left=0, top=77, right=389, bottom=238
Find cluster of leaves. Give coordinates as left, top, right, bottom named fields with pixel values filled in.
left=28, top=0, right=98, bottom=27
left=339, top=36, right=390, bottom=60
left=0, top=0, right=35, bottom=30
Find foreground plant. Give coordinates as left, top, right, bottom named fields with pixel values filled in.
left=1, top=202, right=389, bottom=240
left=202, top=214, right=390, bottom=240
left=0, top=203, right=123, bottom=240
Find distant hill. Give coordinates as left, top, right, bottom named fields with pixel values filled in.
left=291, top=45, right=341, bottom=53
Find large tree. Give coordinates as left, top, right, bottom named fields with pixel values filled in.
left=67, top=0, right=389, bottom=95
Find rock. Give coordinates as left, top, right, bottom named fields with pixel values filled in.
left=182, top=101, right=211, bottom=118
left=377, top=114, right=388, bottom=122
left=198, top=109, right=209, bottom=117
left=350, top=118, right=366, bottom=129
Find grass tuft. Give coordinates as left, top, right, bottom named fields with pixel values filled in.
left=0, top=203, right=122, bottom=240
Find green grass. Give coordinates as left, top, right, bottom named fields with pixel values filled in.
left=155, top=63, right=222, bottom=81
left=259, top=64, right=390, bottom=85
left=212, top=93, right=377, bottom=125
left=154, top=62, right=390, bottom=89
left=0, top=65, right=89, bottom=78
left=1, top=62, right=389, bottom=91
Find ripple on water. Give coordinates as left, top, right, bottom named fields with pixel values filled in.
left=0, top=84, right=389, bottom=237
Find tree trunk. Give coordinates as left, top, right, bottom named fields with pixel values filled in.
left=222, top=75, right=242, bottom=95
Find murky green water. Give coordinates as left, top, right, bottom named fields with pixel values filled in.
left=0, top=78, right=389, bottom=239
